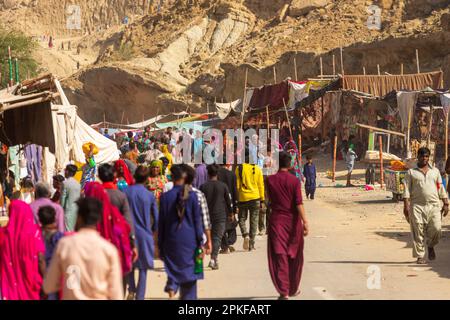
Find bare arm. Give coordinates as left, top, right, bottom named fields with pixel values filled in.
left=297, top=204, right=309, bottom=236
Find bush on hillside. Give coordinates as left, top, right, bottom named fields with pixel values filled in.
left=0, top=28, right=38, bottom=88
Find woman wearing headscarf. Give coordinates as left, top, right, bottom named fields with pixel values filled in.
left=284, top=137, right=303, bottom=182
left=147, top=160, right=167, bottom=204
left=160, top=145, right=173, bottom=171
left=0, top=200, right=46, bottom=300
left=114, top=159, right=134, bottom=192
left=80, top=143, right=97, bottom=190
left=84, top=182, right=133, bottom=279
left=158, top=165, right=204, bottom=300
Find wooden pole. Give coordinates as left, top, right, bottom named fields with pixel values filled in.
left=266, top=105, right=270, bottom=139
left=103, top=112, right=106, bottom=129
left=379, top=135, right=384, bottom=188
left=298, top=133, right=302, bottom=166
left=363, top=66, right=366, bottom=75
left=400, top=63, right=404, bottom=75
left=294, top=52, right=298, bottom=81
left=240, top=68, right=248, bottom=130
left=340, top=47, right=344, bottom=76
left=282, top=99, right=293, bottom=139
left=120, top=110, right=125, bottom=126
left=406, top=105, right=412, bottom=158
left=416, top=49, right=420, bottom=74
left=427, top=105, right=434, bottom=147
left=445, top=112, right=449, bottom=176
left=320, top=57, right=323, bottom=78
left=332, top=136, right=337, bottom=182
left=273, top=66, right=277, bottom=84
left=377, top=64, right=381, bottom=76
left=332, top=54, right=336, bottom=76
left=321, top=96, right=325, bottom=139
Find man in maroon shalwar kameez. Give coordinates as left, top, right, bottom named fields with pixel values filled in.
left=267, top=151, right=309, bottom=300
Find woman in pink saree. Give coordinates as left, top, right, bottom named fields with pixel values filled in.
left=0, top=200, right=45, bottom=300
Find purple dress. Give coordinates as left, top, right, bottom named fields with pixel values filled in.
left=158, top=186, right=204, bottom=284
left=266, top=171, right=304, bottom=297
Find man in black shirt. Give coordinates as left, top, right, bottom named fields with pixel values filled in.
left=218, top=164, right=238, bottom=254
left=200, top=164, right=233, bottom=270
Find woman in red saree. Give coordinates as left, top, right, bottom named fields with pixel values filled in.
left=114, top=160, right=134, bottom=187
left=0, top=200, right=45, bottom=300
left=84, top=182, right=132, bottom=276
left=266, top=151, right=309, bottom=300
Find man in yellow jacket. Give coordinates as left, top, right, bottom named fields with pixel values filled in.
left=236, top=149, right=265, bottom=251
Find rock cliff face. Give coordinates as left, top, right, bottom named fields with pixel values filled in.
left=1, top=0, right=449, bottom=124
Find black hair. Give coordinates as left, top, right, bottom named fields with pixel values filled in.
left=38, top=205, right=56, bottom=226
left=418, top=147, right=431, bottom=157
left=65, top=164, right=77, bottom=177
left=279, top=151, right=292, bottom=169
left=207, top=164, right=219, bottom=177
left=306, top=155, right=313, bottom=160
left=76, top=197, right=103, bottom=226
left=127, top=131, right=133, bottom=138
left=171, top=165, right=185, bottom=182
left=134, top=165, right=150, bottom=184
left=53, top=174, right=65, bottom=183
left=181, top=164, right=196, bottom=185
left=98, top=163, right=115, bottom=183
left=20, top=177, right=34, bottom=189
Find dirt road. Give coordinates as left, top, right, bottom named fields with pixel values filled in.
left=141, top=156, right=450, bottom=300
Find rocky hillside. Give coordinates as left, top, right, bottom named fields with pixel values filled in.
left=1, top=0, right=449, bottom=123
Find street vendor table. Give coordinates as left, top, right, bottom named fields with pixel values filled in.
left=384, top=168, right=408, bottom=202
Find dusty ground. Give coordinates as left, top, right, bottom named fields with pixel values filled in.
left=139, top=152, right=450, bottom=300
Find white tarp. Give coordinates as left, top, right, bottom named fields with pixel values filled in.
left=53, top=79, right=119, bottom=168
left=396, top=91, right=418, bottom=131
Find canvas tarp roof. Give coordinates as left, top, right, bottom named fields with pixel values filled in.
left=53, top=79, right=119, bottom=168
left=0, top=77, right=119, bottom=171
left=341, top=71, right=443, bottom=97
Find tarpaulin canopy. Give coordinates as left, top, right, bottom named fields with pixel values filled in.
left=341, top=71, right=443, bottom=97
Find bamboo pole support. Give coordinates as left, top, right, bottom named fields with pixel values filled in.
left=377, top=64, right=381, bottom=76
left=332, top=54, right=336, bottom=76
left=240, top=68, right=248, bottom=130
left=294, top=52, right=298, bottom=81
left=340, top=47, right=344, bottom=76
left=379, top=135, right=384, bottom=188
left=416, top=49, right=420, bottom=74
left=446, top=112, right=449, bottom=175
left=363, top=66, right=366, bottom=75
left=273, top=66, right=277, bottom=84
left=400, top=63, right=404, bottom=75
left=320, top=57, right=323, bottom=78
left=332, top=136, right=337, bottom=182
left=298, top=133, right=302, bottom=166
left=406, top=105, right=412, bottom=158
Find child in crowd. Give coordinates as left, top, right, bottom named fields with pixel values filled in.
left=38, top=205, right=65, bottom=300
left=303, top=155, right=317, bottom=200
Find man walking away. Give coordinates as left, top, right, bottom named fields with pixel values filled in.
left=218, top=163, right=238, bottom=253
left=125, top=166, right=159, bottom=300
left=200, top=165, right=232, bottom=270
left=43, top=197, right=124, bottom=300
left=236, top=149, right=265, bottom=251
left=61, top=164, right=81, bottom=232
left=403, top=147, right=449, bottom=264
left=30, top=182, right=65, bottom=232
left=267, top=151, right=309, bottom=300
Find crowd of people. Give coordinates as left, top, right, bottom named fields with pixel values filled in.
left=0, top=125, right=310, bottom=300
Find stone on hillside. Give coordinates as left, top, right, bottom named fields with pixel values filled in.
left=289, top=0, right=330, bottom=17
